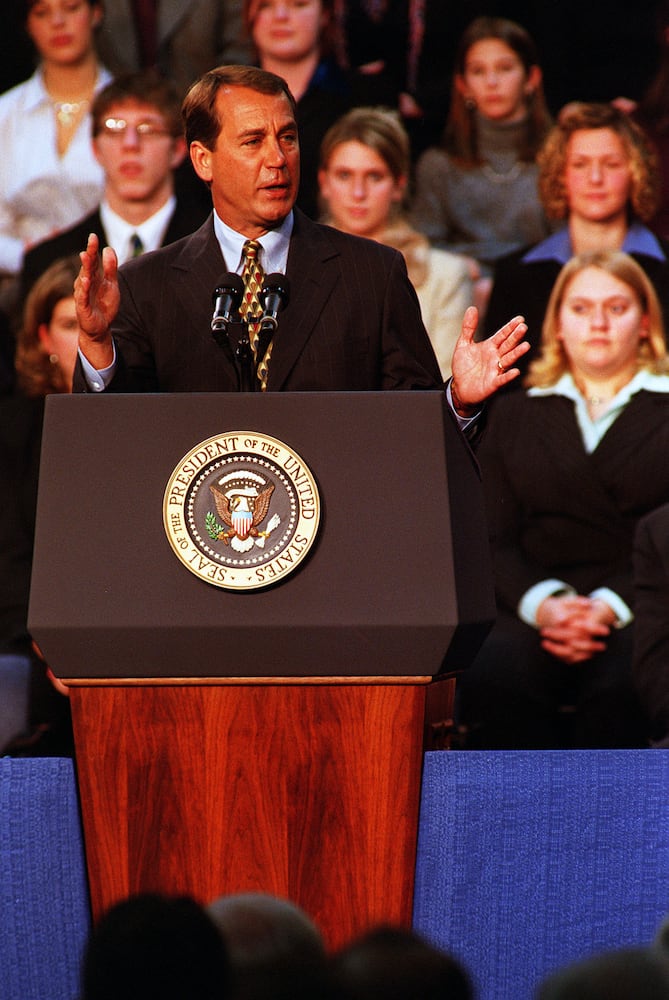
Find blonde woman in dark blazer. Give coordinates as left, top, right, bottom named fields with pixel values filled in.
left=457, top=250, right=669, bottom=749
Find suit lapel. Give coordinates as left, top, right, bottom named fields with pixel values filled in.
left=169, top=216, right=228, bottom=333
left=583, top=390, right=669, bottom=526
left=266, top=211, right=340, bottom=390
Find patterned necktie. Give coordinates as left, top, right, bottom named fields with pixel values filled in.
left=130, top=232, right=144, bottom=257
left=240, top=240, right=272, bottom=390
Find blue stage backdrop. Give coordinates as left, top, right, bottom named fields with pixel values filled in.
left=413, top=750, right=669, bottom=1000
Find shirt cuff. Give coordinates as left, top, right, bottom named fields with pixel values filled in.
left=78, top=341, right=116, bottom=392
left=445, top=379, right=481, bottom=429
left=518, top=579, right=576, bottom=627
left=589, top=587, right=633, bottom=628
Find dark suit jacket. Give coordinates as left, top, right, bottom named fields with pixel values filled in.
left=73, top=209, right=443, bottom=394
left=477, top=389, right=669, bottom=613
left=632, top=502, right=669, bottom=742
left=20, top=196, right=210, bottom=305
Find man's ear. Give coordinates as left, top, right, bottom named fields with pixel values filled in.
left=190, top=141, right=213, bottom=183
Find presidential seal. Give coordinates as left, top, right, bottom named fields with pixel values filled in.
left=163, top=432, right=320, bottom=590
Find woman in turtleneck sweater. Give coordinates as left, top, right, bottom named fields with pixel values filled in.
left=410, top=16, right=552, bottom=317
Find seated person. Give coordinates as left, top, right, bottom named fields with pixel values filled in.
left=81, top=892, right=229, bottom=1000
left=410, top=16, right=553, bottom=316
left=20, top=70, right=211, bottom=304
left=484, top=102, right=669, bottom=378
left=318, top=106, right=472, bottom=380
left=456, top=250, right=669, bottom=749
left=207, top=892, right=329, bottom=1000
left=330, top=924, right=472, bottom=1000
left=0, top=0, right=111, bottom=285
left=3, top=256, right=84, bottom=756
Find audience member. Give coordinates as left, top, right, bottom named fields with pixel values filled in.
left=243, top=0, right=355, bottom=219
left=330, top=924, right=472, bottom=1000
left=632, top=501, right=669, bottom=746
left=81, top=892, right=230, bottom=1000
left=0, top=257, right=83, bottom=757
left=410, top=16, right=552, bottom=317
left=96, top=1, right=253, bottom=98
left=16, top=256, right=82, bottom=396
left=536, top=946, right=669, bottom=999
left=72, top=65, right=529, bottom=419
left=456, top=251, right=669, bottom=749
left=485, top=102, right=669, bottom=377
left=0, top=0, right=111, bottom=294
left=318, top=106, right=472, bottom=379
left=20, top=70, right=210, bottom=304
left=207, top=891, right=329, bottom=1000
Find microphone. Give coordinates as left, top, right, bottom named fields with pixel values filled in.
left=259, top=273, right=290, bottom=334
left=211, top=273, right=244, bottom=333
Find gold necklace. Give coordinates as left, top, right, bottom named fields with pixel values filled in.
left=53, top=98, right=89, bottom=128
left=587, top=394, right=612, bottom=407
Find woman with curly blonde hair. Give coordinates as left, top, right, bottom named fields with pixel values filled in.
left=537, top=103, right=660, bottom=225
left=485, top=103, right=669, bottom=376
left=457, top=251, right=669, bottom=749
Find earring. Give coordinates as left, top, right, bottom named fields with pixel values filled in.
left=49, top=353, right=59, bottom=365
left=464, top=97, right=476, bottom=111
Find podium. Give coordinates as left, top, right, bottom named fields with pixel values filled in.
left=29, top=391, right=494, bottom=948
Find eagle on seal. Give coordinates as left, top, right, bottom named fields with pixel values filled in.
left=209, top=481, right=275, bottom=550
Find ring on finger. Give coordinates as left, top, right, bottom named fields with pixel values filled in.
left=497, top=359, right=505, bottom=372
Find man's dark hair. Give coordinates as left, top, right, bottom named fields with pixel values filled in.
left=81, top=893, right=230, bottom=1000
left=182, top=65, right=297, bottom=151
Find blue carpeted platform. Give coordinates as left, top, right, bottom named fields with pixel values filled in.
left=413, top=750, right=669, bottom=1000
left=4, top=750, right=669, bottom=999
left=0, top=757, right=91, bottom=1000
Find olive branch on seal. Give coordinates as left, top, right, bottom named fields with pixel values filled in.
left=205, top=511, right=225, bottom=540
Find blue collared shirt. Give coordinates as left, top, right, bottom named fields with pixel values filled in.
left=521, top=222, right=666, bottom=265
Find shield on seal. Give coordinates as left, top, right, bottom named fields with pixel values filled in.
left=231, top=502, right=253, bottom=539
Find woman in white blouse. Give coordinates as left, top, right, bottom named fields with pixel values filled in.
left=0, top=0, right=111, bottom=286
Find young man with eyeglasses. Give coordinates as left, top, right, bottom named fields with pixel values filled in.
left=19, top=69, right=210, bottom=304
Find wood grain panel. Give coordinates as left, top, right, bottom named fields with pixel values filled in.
left=70, top=681, right=427, bottom=949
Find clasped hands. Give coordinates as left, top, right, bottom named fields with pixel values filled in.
left=536, top=594, right=617, bottom=664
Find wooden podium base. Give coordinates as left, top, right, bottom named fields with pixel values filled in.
left=69, top=678, right=431, bottom=949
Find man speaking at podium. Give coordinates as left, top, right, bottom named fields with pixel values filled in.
left=73, top=65, right=527, bottom=415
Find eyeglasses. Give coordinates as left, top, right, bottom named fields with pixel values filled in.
left=98, top=117, right=173, bottom=140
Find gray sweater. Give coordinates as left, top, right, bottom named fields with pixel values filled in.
left=410, top=115, right=551, bottom=272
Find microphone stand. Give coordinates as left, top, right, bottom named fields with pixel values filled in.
left=225, top=321, right=256, bottom=392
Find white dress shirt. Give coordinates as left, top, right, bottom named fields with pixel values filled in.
left=0, top=66, right=112, bottom=275
left=100, top=196, right=177, bottom=264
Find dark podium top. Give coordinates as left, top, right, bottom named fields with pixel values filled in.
left=29, top=391, right=494, bottom=679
